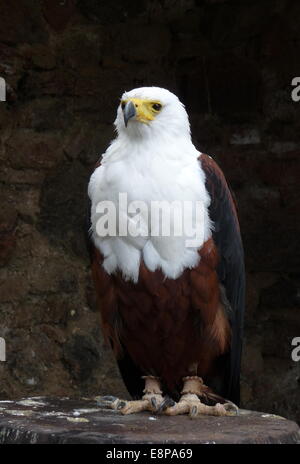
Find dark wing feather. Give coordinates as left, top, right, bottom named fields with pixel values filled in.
left=200, top=153, right=245, bottom=405
left=116, top=348, right=145, bottom=399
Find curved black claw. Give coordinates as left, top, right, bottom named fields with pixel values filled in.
left=151, top=397, right=157, bottom=410
left=156, top=396, right=176, bottom=414
left=96, top=395, right=119, bottom=409
left=100, top=395, right=118, bottom=402
left=223, top=402, right=239, bottom=416
left=190, top=405, right=198, bottom=418
left=116, top=400, right=127, bottom=410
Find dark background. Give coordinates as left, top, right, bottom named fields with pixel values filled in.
left=0, top=0, right=299, bottom=423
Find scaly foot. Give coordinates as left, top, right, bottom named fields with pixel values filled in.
left=164, top=393, right=238, bottom=418
left=163, top=376, right=238, bottom=418
left=96, top=376, right=175, bottom=415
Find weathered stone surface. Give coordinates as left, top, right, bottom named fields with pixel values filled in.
left=0, top=273, right=29, bottom=302
left=57, top=26, right=104, bottom=69
left=112, top=23, right=171, bottom=63
left=62, top=334, right=101, bottom=382
left=77, top=0, right=149, bottom=24
left=0, top=0, right=47, bottom=44
left=5, top=131, right=63, bottom=170
left=42, top=0, right=76, bottom=32
left=0, top=205, right=17, bottom=266
left=23, top=70, right=76, bottom=98
left=15, top=98, right=73, bottom=132
left=177, top=53, right=261, bottom=119
left=37, top=159, right=92, bottom=256
left=21, top=44, right=57, bottom=71
left=0, top=397, right=299, bottom=444
left=62, top=122, right=113, bottom=164
left=209, top=3, right=271, bottom=47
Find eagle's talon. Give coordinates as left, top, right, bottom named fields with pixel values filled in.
left=117, top=400, right=127, bottom=410
left=96, top=395, right=119, bottom=409
left=163, top=383, right=239, bottom=418
left=190, top=405, right=198, bottom=418
left=99, top=395, right=117, bottom=402
left=151, top=397, right=157, bottom=409
left=98, top=377, right=168, bottom=415
left=223, top=402, right=239, bottom=416
left=156, top=395, right=176, bottom=414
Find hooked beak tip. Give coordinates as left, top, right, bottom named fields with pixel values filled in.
left=123, top=101, right=136, bottom=127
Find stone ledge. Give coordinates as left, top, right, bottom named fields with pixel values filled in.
left=0, top=396, right=299, bottom=444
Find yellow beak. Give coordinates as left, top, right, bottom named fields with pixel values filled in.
left=123, top=98, right=155, bottom=126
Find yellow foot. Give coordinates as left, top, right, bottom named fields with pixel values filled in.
left=96, top=376, right=175, bottom=415
left=163, top=393, right=238, bottom=418
left=162, top=377, right=239, bottom=418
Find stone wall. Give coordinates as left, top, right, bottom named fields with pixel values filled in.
left=0, top=0, right=299, bottom=423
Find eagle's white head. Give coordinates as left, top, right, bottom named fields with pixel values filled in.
left=114, top=86, right=191, bottom=141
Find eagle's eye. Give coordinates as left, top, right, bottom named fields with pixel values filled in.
left=121, top=101, right=126, bottom=110
left=152, top=103, right=162, bottom=112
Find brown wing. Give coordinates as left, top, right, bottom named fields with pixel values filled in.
left=200, top=153, right=245, bottom=405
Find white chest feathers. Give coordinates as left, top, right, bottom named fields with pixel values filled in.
left=88, top=143, right=212, bottom=283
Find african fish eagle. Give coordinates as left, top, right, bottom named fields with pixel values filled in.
left=87, top=87, right=245, bottom=417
